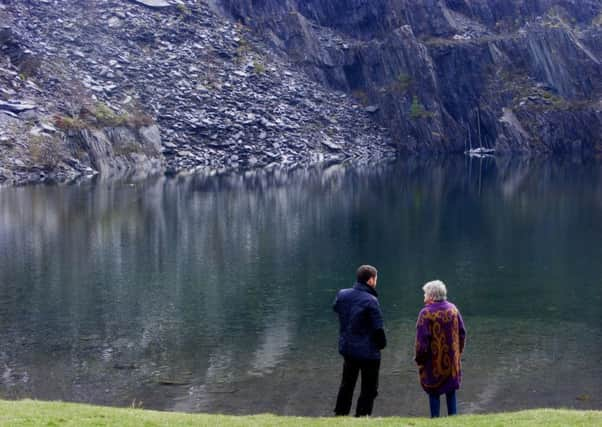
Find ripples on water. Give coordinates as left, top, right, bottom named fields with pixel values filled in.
left=0, top=156, right=601, bottom=415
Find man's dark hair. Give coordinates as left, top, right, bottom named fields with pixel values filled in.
left=356, top=265, right=378, bottom=283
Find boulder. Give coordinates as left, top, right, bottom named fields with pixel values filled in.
left=131, top=0, right=171, bottom=8
left=0, top=101, right=37, bottom=113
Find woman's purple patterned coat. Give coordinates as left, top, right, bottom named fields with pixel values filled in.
left=414, top=300, right=466, bottom=395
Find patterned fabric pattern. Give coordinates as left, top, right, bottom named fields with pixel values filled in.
left=415, top=301, right=466, bottom=395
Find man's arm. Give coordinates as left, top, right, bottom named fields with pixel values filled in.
left=372, top=328, right=387, bottom=350
left=368, top=301, right=387, bottom=350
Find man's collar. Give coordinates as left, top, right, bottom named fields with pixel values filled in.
left=354, top=281, right=378, bottom=297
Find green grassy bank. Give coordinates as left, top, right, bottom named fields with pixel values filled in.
left=1, top=400, right=601, bottom=426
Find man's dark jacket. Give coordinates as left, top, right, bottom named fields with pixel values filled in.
left=333, top=282, right=387, bottom=360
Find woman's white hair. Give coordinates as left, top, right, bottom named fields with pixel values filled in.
left=422, top=280, right=447, bottom=301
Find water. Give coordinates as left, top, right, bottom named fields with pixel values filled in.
left=1, top=156, right=601, bottom=416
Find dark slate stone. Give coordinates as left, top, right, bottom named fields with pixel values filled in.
left=131, top=0, right=171, bottom=8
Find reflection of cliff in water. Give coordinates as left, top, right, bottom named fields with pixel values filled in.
left=0, top=156, right=601, bottom=413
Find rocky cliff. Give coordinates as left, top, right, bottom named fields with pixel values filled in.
left=0, top=0, right=393, bottom=184
left=220, top=0, right=602, bottom=154
left=1, top=0, right=601, bottom=184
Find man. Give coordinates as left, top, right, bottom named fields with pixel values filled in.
left=333, top=265, right=387, bottom=417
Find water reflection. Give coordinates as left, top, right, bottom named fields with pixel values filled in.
left=0, top=156, right=601, bottom=415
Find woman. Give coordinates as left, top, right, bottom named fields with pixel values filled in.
left=414, top=280, right=466, bottom=418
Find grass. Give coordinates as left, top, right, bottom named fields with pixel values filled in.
left=27, top=134, right=61, bottom=169
left=253, top=61, right=266, bottom=74
left=53, top=114, right=87, bottom=131
left=0, top=400, right=601, bottom=427
left=53, top=103, right=153, bottom=131
left=409, top=96, right=435, bottom=119
left=176, top=3, right=190, bottom=16
left=351, top=89, right=370, bottom=105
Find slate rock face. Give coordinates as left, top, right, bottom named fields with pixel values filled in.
left=1, top=0, right=600, bottom=184
left=220, top=0, right=602, bottom=154
left=0, top=0, right=393, bottom=184
left=69, top=125, right=163, bottom=177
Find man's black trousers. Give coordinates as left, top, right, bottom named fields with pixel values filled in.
left=334, top=356, right=380, bottom=417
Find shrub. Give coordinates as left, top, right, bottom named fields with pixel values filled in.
left=396, top=73, right=412, bottom=91
left=55, top=102, right=154, bottom=131
left=409, top=96, right=434, bottom=119
left=28, top=135, right=60, bottom=169
left=236, top=37, right=251, bottom=59
left=125, top=111, right=154, bottom=127
left=93, top=102, right=127, bottom=127
left=18, top=55, right=42, bottom=79
left=352, top=89, right=370, bottom=105
left=385, top=73, right=413, bottom=94
left=253, top=61, right=266, bottom=74
left=177, top=4, right=190, bottom=15
left=53, top=114, right=87, bottom=131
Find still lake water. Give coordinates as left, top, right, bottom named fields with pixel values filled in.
left=1, top=157, right=601, bottom=416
